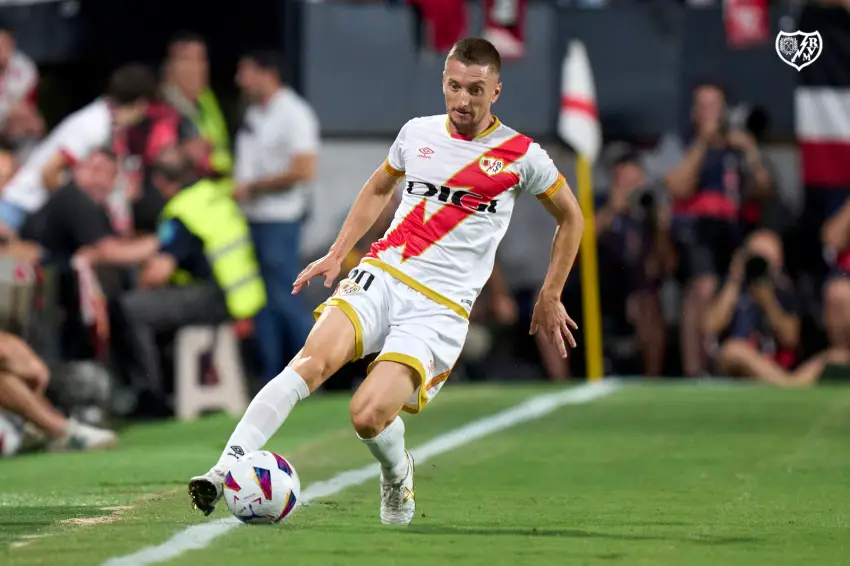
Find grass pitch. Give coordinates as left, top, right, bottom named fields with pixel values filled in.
left=2, top=381, right=849, bottom=566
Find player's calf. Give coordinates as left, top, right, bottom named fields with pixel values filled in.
left=351, top=360, right=419, bottom=525
left=189, top=307, right=357, bottom=517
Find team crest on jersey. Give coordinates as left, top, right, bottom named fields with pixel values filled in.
left=478, top=156, right=504, bottom=176
left=334, top=279, right=361, bottom=297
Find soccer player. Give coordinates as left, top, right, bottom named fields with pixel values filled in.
left=189, top=37, right=585, bottom=525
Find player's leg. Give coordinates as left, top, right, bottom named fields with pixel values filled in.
left=350, top=354, right=420, bottom=526
left=189, top=264, right=390, bottom=516
left=353, top=285, right=467, bottom=525
left=188, top=306, right=356, bottom=515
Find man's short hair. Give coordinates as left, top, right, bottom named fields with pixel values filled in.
left=90, top=147, right=117, bottom=162
left=242, top=49, right=283, bottom=77
left=168, top=30, right=206, bottom=49
left=446, top=37, right=502, bottom=75
left=692, top=80, right=727, bottom=99
left=107, top=63, right=157, bottom=106
left=152, top=147, right=194, bottom=185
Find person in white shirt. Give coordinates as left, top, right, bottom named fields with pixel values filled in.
left=0, top=26, right=43, bottom=155
left=232, top=50, right=319, bottom=383
left=0, top=63, right=156, bottom=236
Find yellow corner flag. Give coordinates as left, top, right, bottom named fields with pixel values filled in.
left=558, top=41, right=604, bottom=381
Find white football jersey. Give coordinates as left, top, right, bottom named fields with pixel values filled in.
left=364, top=114, right=565, bottom=316
left=3, top=98, right=112, bottom=212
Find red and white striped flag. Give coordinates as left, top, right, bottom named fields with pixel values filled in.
left=558, top=40, right=601, bottom=163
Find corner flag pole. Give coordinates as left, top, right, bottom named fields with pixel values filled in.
left=575, top=154, right=604, bottom=381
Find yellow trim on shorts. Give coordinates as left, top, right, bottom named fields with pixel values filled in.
left=536, top=173, right=566, bottom=200
left=361, top=257, right=469, bottom=320
left=368, top=352, right=429, bottom=414
left=314, top=298, right=363, bottom=362
left=383, top=159, right=405, bottom=178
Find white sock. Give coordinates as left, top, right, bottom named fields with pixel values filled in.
left=358, top=416, right=408, bottom=482
left=217, top=367, right=310, bottom=468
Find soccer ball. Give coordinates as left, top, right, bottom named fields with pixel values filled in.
left=223, top=450, right=300, bottom=524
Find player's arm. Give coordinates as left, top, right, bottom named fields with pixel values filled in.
left=327, top=162, right=402, bottom=264
left=41, top=151, right=73, bottom=191
left=538, top=180, right=584, bottom=299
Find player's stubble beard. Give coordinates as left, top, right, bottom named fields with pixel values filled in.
left=448, top=111, right=494, bottom=139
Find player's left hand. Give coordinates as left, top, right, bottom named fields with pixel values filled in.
left=530, top=290, right=578, bottom=358
left=292, top=253, right=343, bottom=295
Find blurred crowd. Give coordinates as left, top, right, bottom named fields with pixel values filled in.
left=0, top=28, right=322, bottom=454
left=0, top=1, right=847, bottom=457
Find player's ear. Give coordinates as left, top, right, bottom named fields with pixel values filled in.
left=491, top=82, right=502, bottom=104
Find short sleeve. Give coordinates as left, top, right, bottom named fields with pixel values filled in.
left=64, top=190, right=113, bottom=248
left=59, top=109, right=111, bottom=164
left=383, top=121, right=408, bottom=178
left=157, top=218, right=194, bottom=264
left=287, top=103, right=320, bottom=154
left=521, top=142, right=565, bottom=200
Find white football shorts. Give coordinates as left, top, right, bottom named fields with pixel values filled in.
left=314, top=261, right=469, bottom=414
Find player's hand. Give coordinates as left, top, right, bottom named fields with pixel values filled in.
left=530, top=290, right=578, bottom=358
left=292, top=253, right=343, bottom=295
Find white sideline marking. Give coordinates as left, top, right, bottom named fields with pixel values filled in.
left=102, top=380, right=620, bottom=566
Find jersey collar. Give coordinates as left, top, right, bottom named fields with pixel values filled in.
left=445, top=115, right=501, bottom=141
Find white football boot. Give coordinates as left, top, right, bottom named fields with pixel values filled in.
left=188, top=464, right=228, bottom=516
left=380, top=450, right=415, bottom=525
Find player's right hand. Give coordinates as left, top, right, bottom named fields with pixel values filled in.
left=292, top=253, right=343, bottom=295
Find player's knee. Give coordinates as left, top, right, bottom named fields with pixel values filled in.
left=288, top=351, right=335, bottom=391
left=349, top=398, right=395, bottom=439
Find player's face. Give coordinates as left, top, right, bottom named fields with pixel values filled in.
left=442, top=59, right=501, bottom=134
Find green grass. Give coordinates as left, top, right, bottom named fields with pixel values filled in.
left=2, top=382, right=849, bottom=565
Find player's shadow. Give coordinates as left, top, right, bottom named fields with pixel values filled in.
left=406, top=525, right=759, bottom=546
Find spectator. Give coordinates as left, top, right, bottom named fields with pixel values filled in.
left=126, top=98, right=208, bottom=233
left=0, top=330, right=115, bottom=453
left=596, top=150, right=673, bottom=376
left=820, top=197, right=850, bottom=350
left=0, top=63, right=156, bottom=237
left=17, top=149, right=157, bottom=361
left=114, top=147, right=266, bottom=414
left=160, top=31, right=232, bottom=178
left=704, top=230, right=808, bottom=385
left=233, top=50, right=319, bottom=382
left=655, top=82, right=772, bottom=377
left=23, top=149, right=157, bottom=265
left=0, top=25, right=43, bottom=160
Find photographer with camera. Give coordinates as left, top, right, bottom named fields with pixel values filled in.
left=596, top=150, right=675, bottom=376
left=703, top=230, right=809, bottom=384
left=654, top=82, right=773, bottom=378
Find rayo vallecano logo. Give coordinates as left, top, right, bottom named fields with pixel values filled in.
left=478, top=156, right=504, bottom=176
left=776, top=31, right=822, bottom=71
